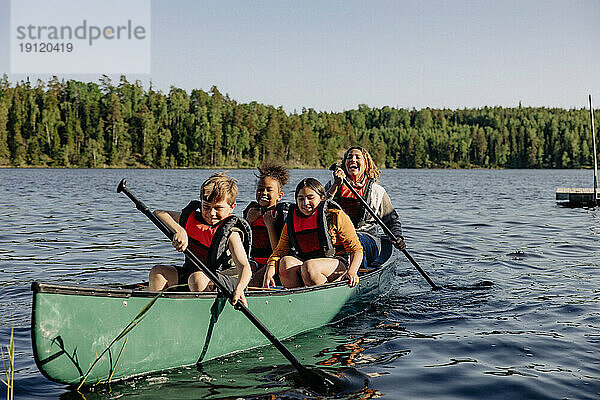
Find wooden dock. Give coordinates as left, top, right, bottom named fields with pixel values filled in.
left=556, top=187, right=599, bottom=206
left=557, top=95, right=598, bottom=207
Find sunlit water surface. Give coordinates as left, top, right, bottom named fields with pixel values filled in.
left=0, top=168, right=598, bottom=399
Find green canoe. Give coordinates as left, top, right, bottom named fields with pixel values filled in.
left=31, top=240, right=398, bottom=386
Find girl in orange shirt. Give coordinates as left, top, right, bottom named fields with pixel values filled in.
left=264, top=178, right=363, bottom=288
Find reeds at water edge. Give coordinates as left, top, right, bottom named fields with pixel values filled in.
left=1, top=325, right=14, bottom=400
left=76, top=287, right=169, bottom=391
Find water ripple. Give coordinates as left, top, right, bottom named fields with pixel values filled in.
left=1, top=168, right=600, bottom=399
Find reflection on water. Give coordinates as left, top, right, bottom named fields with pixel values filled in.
left=56, top=326, right=376, bottom=400
left=1, top=168, right=599, bottom=399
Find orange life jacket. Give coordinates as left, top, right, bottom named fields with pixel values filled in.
left=179, top=201, right=251, bottom=272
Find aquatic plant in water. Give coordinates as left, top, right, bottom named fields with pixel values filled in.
left=77, top=286, right=177, bottom=390
left=1, top=325, right=14, bottom=400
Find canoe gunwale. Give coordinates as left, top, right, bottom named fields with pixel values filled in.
left=32, top=237, right=396, bottom=299
left=30, top=261, right=388, bottom=299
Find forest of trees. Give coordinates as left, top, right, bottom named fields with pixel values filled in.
left=0, top=75, right=597, bottom=169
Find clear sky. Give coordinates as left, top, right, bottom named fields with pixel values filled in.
left=1, top=0, right=599, bottom=112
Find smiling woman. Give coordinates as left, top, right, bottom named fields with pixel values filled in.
left=326, top=146, right=406, bottom=269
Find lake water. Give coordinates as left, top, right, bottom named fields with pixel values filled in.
left=0, top=168, right=599, bottom=399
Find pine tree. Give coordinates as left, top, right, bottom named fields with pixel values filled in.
left=0, top=99, right=10, bottom=165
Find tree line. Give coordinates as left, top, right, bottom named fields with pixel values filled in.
left=0, top=75, right=597, bottom=169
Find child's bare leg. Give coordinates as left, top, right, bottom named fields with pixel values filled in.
left=149, top=264, right=178, bottom=291
left=278, top=256, right=303, bottom=288
left=188, top=270, right=211, bottom=292
left=301, top=258, right=345, bottom=286
left=249, top=265, right=267, bottom=287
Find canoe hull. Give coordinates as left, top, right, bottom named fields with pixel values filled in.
left=32, top=250, right=397, bottom=386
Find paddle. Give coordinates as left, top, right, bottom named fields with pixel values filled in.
left=328, top=164, right=441, bottom=290
left=117, top=179, right=368, bottom=395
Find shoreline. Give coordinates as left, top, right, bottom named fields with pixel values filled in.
left=0, top=165, right=597, bottom=171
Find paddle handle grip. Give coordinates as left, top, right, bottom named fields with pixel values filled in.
left=117, top=179, right=238, bottom=296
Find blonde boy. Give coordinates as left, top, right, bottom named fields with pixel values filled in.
left=149, top=173, right=252, bottom=307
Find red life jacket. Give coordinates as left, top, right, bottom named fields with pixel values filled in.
left=249, top=214, right=270, bottom=265
left=333, top=179, right=373, bottom=227
left=179, top=201, right=252, bottom=272
left=243, top=201, right=290, bottom=266
left=286, top=200, right=341, bottom=261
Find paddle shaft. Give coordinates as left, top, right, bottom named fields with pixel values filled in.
left=335, top=174, right=439, bottom=290
left=116, top=179, right=314, bottom=377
